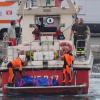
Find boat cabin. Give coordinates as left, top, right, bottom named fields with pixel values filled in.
left=17, top=0, right=78, bottom=43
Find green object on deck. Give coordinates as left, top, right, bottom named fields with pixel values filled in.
left=77, top=48, right=84, bottom=51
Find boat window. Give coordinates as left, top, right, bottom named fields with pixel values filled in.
left=25, top=0, right=30, bottom=9
left=35, top=15, right=60, bottom=32
left=31, top=0, right=37, bottom=7
left=24, top=0, right=37, bottom=9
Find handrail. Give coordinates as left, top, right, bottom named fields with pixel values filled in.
left=62, top=25, right=72, bottom=32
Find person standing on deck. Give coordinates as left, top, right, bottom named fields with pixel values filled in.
left=76, top=18, right=88, bottom=55
left=71, top=18, right=79, bottom=48
left=8, top=20, right=17, bottom=46
left=77, top=18, right=88, bottom=39
left=62, top=46, right=74, bottom=85
left=32, top=25, right=40, bottom=40
left=55, top=27, right=62, bottom=39
left=7, top=55, right=26, bottom=86
left=15, top=27, right=22, bottom=45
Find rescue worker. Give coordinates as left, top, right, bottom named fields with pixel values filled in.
left=8, top=20, right=17, bottom=46
left=76, top=18, right=88, bottom=56
left=55, top=27, right=62, bottom=39
left=7, top=56, right=25, bottom=86
left=15, top=27, right=22, bottom=45
left=32, top=24, right=40, bottom=40
left=71, top=18, right=79, bottom=47
left=62, top=46, right=74, bottom=85
left=77, top=18, right=88, bottom=39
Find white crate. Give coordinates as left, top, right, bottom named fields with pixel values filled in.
left=48, top=60, right=64, bottom=66
left=34, top=52, right=43, bottom=60
left=41, top=36, right=53, bottom=42
left=31, top=61, right=43, bottom=66
left=34, top=51, right=54, bottom=61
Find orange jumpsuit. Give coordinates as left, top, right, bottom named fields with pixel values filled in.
left=7, top=57, right=23, bottom=84
left=62, top=53, right=74, bottom=84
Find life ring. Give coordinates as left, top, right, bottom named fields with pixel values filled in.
left=60, top=41, right=73, bottom=52
left=46, top=17, right=54, bottom=24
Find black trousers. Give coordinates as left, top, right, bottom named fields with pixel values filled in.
left=74, top=34, right=77, bottom=48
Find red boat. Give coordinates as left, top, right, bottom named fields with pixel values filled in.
left=5, top=84, right=86, bottom=95
left=1, top=59, right=93, bottom=95
left=0, top=0, right=93, bottom=95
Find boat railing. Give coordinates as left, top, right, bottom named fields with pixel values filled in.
left=23, top=0, right=68, bottom=9
left=62, top=25, right=72, bottom=33
left=2, top=39, right=63, bottom=68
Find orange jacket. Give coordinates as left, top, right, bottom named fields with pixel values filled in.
left=62, top=53, right=74, bottom=83
left=8, top=57, right=23, bottom=83
left=11, top=57, right=22, bottom=69
left=63, top=53, right=74, bottom=67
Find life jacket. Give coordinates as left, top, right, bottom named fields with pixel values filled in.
left=63, top=53, right=74, bottom=67
left=11, top=57, right=22, bottom=68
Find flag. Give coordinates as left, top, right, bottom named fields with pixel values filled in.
left=6, top=10, right=12, bottom=15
